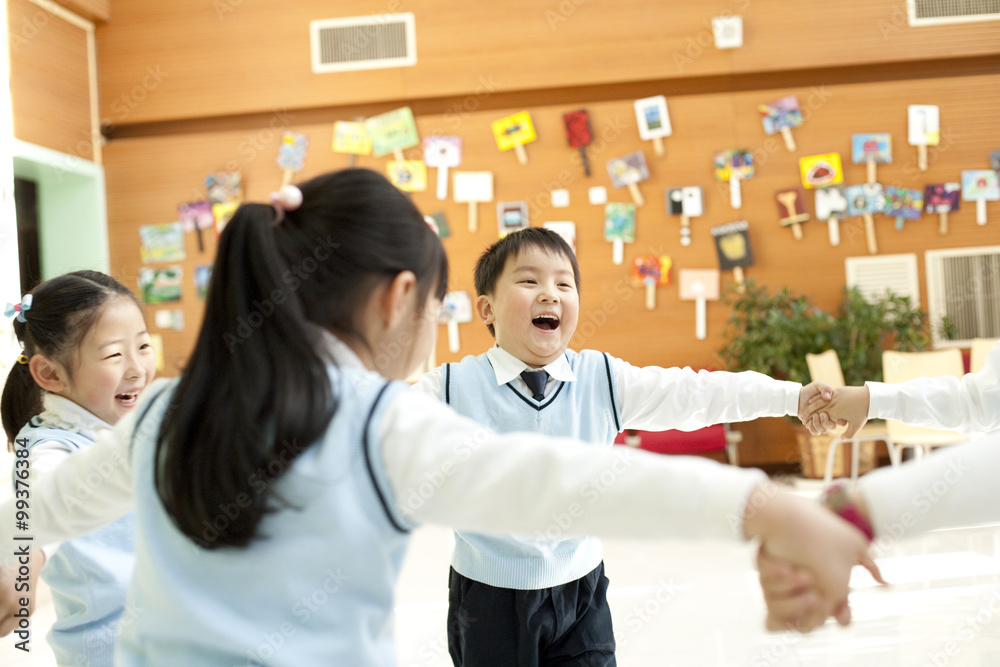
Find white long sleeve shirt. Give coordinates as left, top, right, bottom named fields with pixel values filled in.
left=1, top=337, right=768, bottom=566
left=866, top=340, right=1000, bottom=434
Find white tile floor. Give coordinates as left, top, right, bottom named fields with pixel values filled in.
left=4, top=476, right=1000, bottom=666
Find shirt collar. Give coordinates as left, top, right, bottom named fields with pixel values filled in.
left=37, top=393, right=113, bottom=441
left=486, top=345, right=576, bottom=386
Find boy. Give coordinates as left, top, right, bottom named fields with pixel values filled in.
left=412, top=227, right=832, bottom=666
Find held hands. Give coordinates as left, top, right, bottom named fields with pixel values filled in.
left=797, top=382, right=837, bottom=435
left=802, top=386, right=872, bottom=439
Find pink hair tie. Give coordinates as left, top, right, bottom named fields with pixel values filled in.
left=270, top=184, right=303, bottom=224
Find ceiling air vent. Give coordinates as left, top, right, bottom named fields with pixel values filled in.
left=908, top=0, right=1000, bottom=26
left=310, top=13, right=416, bottom=74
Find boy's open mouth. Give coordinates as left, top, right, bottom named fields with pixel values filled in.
left=115, top=392, right=139, bottom=407
left=532, top=315, right=560, bottom=331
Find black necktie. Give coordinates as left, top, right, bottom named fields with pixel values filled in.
left=520, top=370, right=548, bottom=401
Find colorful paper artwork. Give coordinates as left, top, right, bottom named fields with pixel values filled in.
left=205, top=171, right=243, bottom=236
left=633, top=255, right=672, bottom=310
left=775, top=187, right=809, bottom=240
left=424, top=212, right=450, bottom=239
left=563, top=110, right=593, bottom=176
left=604, top=202, right=636, bottom=265
left=178, top=201, right=214, bottom=253
left=815, top=186, right=848, bottom=246
left=908, top=105, right=940, bottom=171
left=491, top=111, right=537, bottom=164
left=714, top=150, right=754, bottom=209
left=924, top=182, right=960, bottom=235
left=851, top=134, right=893, bottom=165
left=366, top=107, right=420, bottom=158
left=883, top=186, right=924, bottom=230
left=666, top=186, right=704, bottom=247
left=760, top=95, right=803, bottom=150
left=710, top=220, right=754, bottom=289
left=211, top=202, right=240, bottom=235
left=844, top=183, right=885, bottom=254
left=138, top=266, right=183, bottom=304
left=497, top=201, right=529, bottom=238
left=423, top=136, right=462, bottom=200
left=439, top=291, right=473, bottom=354
left=332, top=120, right=372, bottom=156
left=139, top=222, right=185, bottom=263
left=194, top=265, right=212, bottom=300
left=606, top=151, right=649, bottom=206
left=799, top=153, right=844, bottom=189
left=387, top=160, right=427, bottom=192
left=633, top=96, right=671, bottom=156
left=962, top=170, right=1000, bottom=226
left=543, top=221, right=577, bottom=254
left=277, top=131, right=309, bottom=174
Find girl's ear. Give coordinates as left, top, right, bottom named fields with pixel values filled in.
left=29, top=355, right=68, bottom=394
left=476, top=294, right=495, bottom=326
left=381, top=270, right=418, bottom=330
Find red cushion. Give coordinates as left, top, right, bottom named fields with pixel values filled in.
left=613, top=424, right=727, bottom=454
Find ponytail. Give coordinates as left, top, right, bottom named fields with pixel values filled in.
left=2, top=359, right=42, bottom=449
left=156, top=169, right=448, bottom=549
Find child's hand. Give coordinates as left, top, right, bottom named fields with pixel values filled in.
left=803, top=386, right=871, bottom=439
left=0, top=549, right=44, bottom=636
left=797, top=382, right=836, bottom=435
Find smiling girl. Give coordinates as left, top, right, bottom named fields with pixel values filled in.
left=2, top=270, right=155, bottom=667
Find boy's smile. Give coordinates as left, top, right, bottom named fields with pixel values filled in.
left=477, top=246, right=579, bottom=367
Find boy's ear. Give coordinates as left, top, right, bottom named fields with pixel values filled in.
left=29, top=355, right=68, bottom=394
left=476, top=294, right=495, bottom=326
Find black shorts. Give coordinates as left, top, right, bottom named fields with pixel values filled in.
left=447, top=562, right=616, bottom=667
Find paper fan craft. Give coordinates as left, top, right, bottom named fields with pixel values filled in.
left=815, top=186, right=848, bottom=246
left=666, top=186, right=704, bottom=247
left=492, top=111, right=537, bottom=166
left=907, top=105, right=940, bottom=172
left=606, top=151, right=649, bottom=206
left=883, top=186, right=924, bottom=231
left=714, top=150, right=754, bottom=209
left=924, top=183, right=960, bottom=235
left=277, top=131, right=308, bottom=187
left=332, top=120, right=371, bottom=166
left=496, top=201, right=529, bottom=238
left=844, top=183, right=885, bottom=254
left=366, top=107, right=420, bottom=161
left=852, top=133, right=892, bottom=185
left=423, top=136, right=462, bottom=200
left=632, top=255, right=672, bottom=310
left=775, top=187, right=809, bottom=241
left=760, top=95, right=803, bottom=151
left=386, top=160, right=427, bottom=193
left=633, top=96, right=672, bottom=157
left=604, top=202, right=636, bottom=265
left=563, top=110, right=593, bottom=176
left=178, top=201, right=214, bottom=253
left=710, top=220, right=753, bottom=291
left=453, top=171, right=494, bottom=233
left=679, top=269, right=720, bottom=340
left=799, top=153, right=843, bottom=190
left=962, top=170, right=1000, bottom=226
left=439, top=291, right=473, bottom=354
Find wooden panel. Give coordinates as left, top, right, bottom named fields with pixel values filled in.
left=94, top=0, right=1000, bottom=126
left=8, top=0, right=92, bottom=155
left=55, top=0, right=109, bottom=22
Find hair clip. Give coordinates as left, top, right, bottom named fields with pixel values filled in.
left=4, top=294, right=33, bottom=323
left=270, top=184, right=303, bottom=224
left=17, top=353, right=28, bottom=365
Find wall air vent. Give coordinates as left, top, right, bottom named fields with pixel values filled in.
left=310, top=13, right=416, bottom=74
left=908, top=0, right=1000, bottom=26
left=845, top=253, right=920, bottom=306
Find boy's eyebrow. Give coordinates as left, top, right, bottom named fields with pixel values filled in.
left=510, top=264, right=574, bottom=276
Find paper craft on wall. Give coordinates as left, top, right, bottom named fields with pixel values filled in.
left=714, top=149, right=754, bottom=209
left=760, top=95, right=803, bottom=152
left=851, top=133, right=892, bottom=185
left=844, top=183, right=884, bottom=254
left=497, top=201, right=529, bottom=238
left=799, top=153, right=843, bottom=190
left=710, top=220, right=753, bottom=291
left=604, top=202, right=636, bottom=265
left=154, top=309, right=184, bottom=332
left=633, top=96, right=671, bottom=157
left=815, top=186, right=848, bottom=246
left=962, top=170, right=1000, bottom=225
left=563, top=110, right=593, bottom=176
left=387, top=160, right=427, bottom=193
left=632, top=255, right=672, bottom=310
left=439, top=291, right=473, bottom=353
left=423, top=136, right=462, bottom=200
left=205, top=171, right=243, bottom=235
left=453, top=171, right=494, bottom=233
left=606, top=151, right=649, bottom=206
left=178, top=201, right=214, bottom=253
left=366, top=107, right=420, bottom=161
left=990, top=150, right=1000, bottom=171
left=775, top=187, right=809, bottom=240
left=883, top=186, right=924, bottom=231
left=679, top=268, right=721, bottom=340
left=924, top=183, right=960, bottom=235
left=149, top=333, right=164, bottom=372
left=332, top=120, right=371, bottom=166
left=139, top=222, right=185, bottom=263
left=543, top=221, right=577, bottom=254
left=277, top=131, right=309, bottom=187
left=211, top=201, right=239, bottom=236
left=138, top=266, right=183, bottom=304
left=666, top=186, right=703, bottom=247
left=907, top=105, right=940, bottom=172
left=424, top=212, right=450, bottom=239
left=491, top=111, right=537, bottom=166
left=194, top=265, right=212, bottom=300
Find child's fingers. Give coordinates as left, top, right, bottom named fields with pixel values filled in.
left=859, top=555, right=887, bottom=585
left=765, top=590, right=818, bottom=632
left=758, top=547, right=815, bottom=595
left=833, top=600, right=852, bottom=626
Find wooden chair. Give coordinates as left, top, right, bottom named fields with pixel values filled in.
left=882, top=349, right=968, bottom=461
left=805, top=349, right=894, bottom=488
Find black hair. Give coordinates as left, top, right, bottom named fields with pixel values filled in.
left=155, top=168, right=448, bottom=549
left=473, top=227, right=581, bottom=336
left=2, top=271, right=139, bottom=449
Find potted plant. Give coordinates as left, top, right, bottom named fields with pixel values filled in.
left=719, top=281, right=929, bottom=477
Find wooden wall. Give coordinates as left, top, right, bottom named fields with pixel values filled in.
left=8, top=0, right=91, bottom=155
left=87, top=1, right=1000, bottom=465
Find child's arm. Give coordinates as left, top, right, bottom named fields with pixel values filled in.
left=612, top=358, right=832, bottom=432
left=378, top=391, right=873, bottom=631
left=408, top=365, right=444, bottom=400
